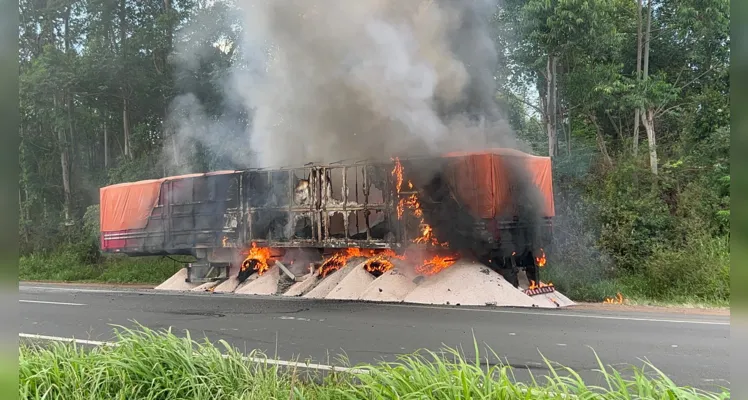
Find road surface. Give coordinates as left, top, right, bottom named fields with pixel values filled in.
left=18, top=283, right=730, bottom=391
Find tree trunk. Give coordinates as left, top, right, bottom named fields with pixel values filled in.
left=641, top=0, right=657, bottom=174
left=567, top=108, right=572, bottom=156
left=633, top=0, right=643, bottom=156
left=641, top=109, right=657, bottom=174
left=119, top=0, right=131, bottom=159
left=123, top=96, right=131, bottom=158
left=104, top=114, right=109, bottom=168
left=590, top=114, right=613, bottom=167
left=545, top=54, right=559, bottom=157
left=54, top=95, right=72, bottom=223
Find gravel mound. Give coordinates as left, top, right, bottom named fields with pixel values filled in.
left=359, top=260, right=419, bottom=302
left=283, top=273, right=318, bottom=296
left=155, top=268, right=197, bottom=291
left=235, top=266, right=280, bottom=295
left=325, top=262, right=376, bottom=300
left=213, top=277, right=242, bottom=293
left=304, top=259, right=363, bottom=299
left=403, top=259, right=539, bottom=307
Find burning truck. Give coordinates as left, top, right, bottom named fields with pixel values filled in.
left=99, top=148, right=554, bottom=290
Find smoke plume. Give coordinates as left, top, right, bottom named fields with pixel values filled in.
left=167, top=0, right=526, bottom=169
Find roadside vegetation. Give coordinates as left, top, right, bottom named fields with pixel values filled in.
left=19, top=325, right=730, bottom=400
left=19, top=0, right=729, bottom=307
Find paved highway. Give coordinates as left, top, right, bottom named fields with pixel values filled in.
left=18, top=283, right=730, bottom=391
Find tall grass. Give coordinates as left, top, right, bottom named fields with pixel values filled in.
left=19, top=250, right=184, bottom=284
left=19, top=325, right=730, bottom=399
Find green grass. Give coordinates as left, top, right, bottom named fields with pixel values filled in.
left=19, top=252, right=184, bottom=285
left=542, top=234, right=730, bottom=309
left=19, top=324, right=729, bottom=399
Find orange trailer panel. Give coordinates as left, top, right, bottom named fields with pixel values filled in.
left=99, top=171, right=237, bottom=232
left=443, top=148, right=554, bottom=219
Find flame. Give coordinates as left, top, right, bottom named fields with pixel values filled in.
left=535, top=248, right=547, bottom=267
left=222, top=236, right=230, bottom=247
left=363, top=254, right=396, bottom=276
left=392, top=157, right=404, bottom=194
left=391, top=158, right=448, bottom=247
left=528, top=280, right=554, bottom=290
left=318, top=248, right=375, bottom=278
left=603, top=292, right=625, bottom=304
left=241, top=242, right=273, bottom=276
left=319, top=248, right=405, bottom=278
left=416, top=254, right=459, bottom=276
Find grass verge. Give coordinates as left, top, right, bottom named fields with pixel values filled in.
left=19, top=324, right=729, bottom=399
left=19, top=252, right=184, bottom=285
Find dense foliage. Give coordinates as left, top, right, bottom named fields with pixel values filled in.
left=19, top=0, right=729, bottom=303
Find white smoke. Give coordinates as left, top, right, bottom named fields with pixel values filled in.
left=169, top=0, right=526, bottom=171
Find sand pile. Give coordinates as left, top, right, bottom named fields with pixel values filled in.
left=213, top=277, right=242, bottom=293
left=235, top=265, right=281, bottom=295
left=283, top=273, right=318, bottom=296
left=325, top=261, right=376, bottom=300
left=359, top=260, right=419, bottom=302
left=154, top=256, right=574, bottom=309
left=155, top=268, right=197, bottom=291
left=403, top=259, right=539, bottom=307
left=192, top=281, right=219, bottom=292
left=304, top=259, right=365, bottom=299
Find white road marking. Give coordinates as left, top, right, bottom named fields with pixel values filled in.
left=19, top=285, right=729, bottom=326
left=19, top=300, right=86, bottom=306
left=385, top=303, right=730, bottom=326
left=20, top=333, right=115, bottom=347
left=19, top=333, right=367, bottom=374
left=278, top=316, right=311, bottom=321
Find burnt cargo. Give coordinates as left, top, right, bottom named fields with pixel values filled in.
left=99, top=149, right=553, bottom=285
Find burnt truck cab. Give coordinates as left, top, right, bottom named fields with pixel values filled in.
left=99, top=149, right=554, bottom=287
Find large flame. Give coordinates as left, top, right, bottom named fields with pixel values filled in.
left=528, top=280, right=554, bottom=290
left=535, top=248, right=547, bottom=267
left=241, top=242, right=273, bottom=275
left=363, top=253, right=396, bottom=276
left=320, top=248, right=405, bottom=278
left=391, top=158, right=448, bottom=248
left=415, top=254, right=459, bottom=276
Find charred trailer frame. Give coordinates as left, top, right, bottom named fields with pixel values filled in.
left=99, top=151, right=554, bottom=287
left=238, top=162, right=402, bottom=250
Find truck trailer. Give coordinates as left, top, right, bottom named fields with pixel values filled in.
left=99, top=148, right=554, bottom=287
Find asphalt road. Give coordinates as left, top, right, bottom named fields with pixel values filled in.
left=18, top=283, right=730, bottom=391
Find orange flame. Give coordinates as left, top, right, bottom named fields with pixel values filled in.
left=416, top=254, right=459, bottom=276
left=528, top=280, right=554, bottom=290
left=603, top=293, right=625, bottom=304
left=392, top=157, right=404, bottom=194
left=319, top=248, right=375, bottom=278
left=241, top=242, right=273, bottom=275
left=363, top=254, right=396, bottom=276
left=535, top=248, right=547, bottom=267
left=391, top=158, right=448, bottom=247
left=320, top=248, right=404, bottom=278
